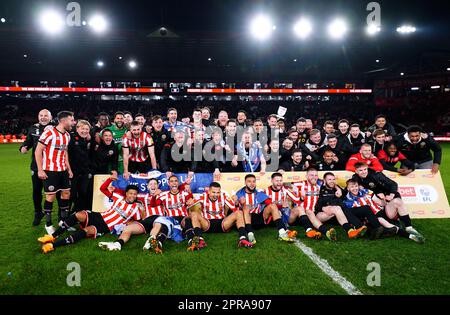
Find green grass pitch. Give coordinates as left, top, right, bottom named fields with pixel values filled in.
left=1, top=143, right=449, bottom=295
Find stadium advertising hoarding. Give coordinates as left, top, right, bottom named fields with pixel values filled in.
left=92, top=170, right=450, bottom=219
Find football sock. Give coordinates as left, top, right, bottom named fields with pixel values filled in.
left=44, top=200, right=53, bottom=226
left=52, top=214, right=79, bottom=237
left=59, top=199, right=70, bottom=220
left=238, top=227, right=247, bottom=239
left=399, top=215, right=412, bottom=228
left=299, top=215, right=313, bottom=231
left=53, top=230, right=87, bottom=248
left=245, top=224, right=254, bottom=233
left=343, top=223, right=352, bottom=232
left=318, top=225, right=328, bottom=235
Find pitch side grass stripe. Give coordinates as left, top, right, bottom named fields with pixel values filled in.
left=294, top=240, right=363, bottom=295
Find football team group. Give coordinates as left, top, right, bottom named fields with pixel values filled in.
left=20, top=107, right=442, bottom=253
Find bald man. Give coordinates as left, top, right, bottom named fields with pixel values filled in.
left=20, top=109, right=54, bottom=226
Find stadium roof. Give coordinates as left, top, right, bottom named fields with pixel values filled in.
left=0, top=0, right=449, bottom=82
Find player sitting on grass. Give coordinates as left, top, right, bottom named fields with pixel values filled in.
left=352, top=162, right=425, bottom=240
left=292, top=167, right=337, bottom=241
left=98, top=178, right=170, bottom=253
left=37, top=173, right=143, bottom=253
left=344, top=178, right=425, bottom=244
left=233, top=174, right=295, bottom=245
left=184, top=182, right=253, bottom=249
left=265, top=172, right=321, bottom=239
left=311, top=172, right=368, bottom=240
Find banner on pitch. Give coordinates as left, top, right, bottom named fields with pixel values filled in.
left=92, top=170, right=450, bottom=219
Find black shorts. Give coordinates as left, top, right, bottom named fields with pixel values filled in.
left=203, top=219, right=230, bottom=233
left=129, top=160, right=150, bottom=174
left=79, top=211, right=110, bottom=238
left=43, top=170, right=71, bottom=194
left=135, top=215, right=160, bottom=234
left=251, top=212, right=273, bottom=228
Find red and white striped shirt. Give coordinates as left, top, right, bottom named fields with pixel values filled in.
left=292, top=181, right=321, bottom=211
left=38, top=127, right=71, bottom=172
left=122, top=132, right=154, bottom=162
left=265, top=186, right=300, bottom=209
left=101, top=191, right=142, bottom=231
left=194, top=192, right=236, bottom=220
left=351, top=194, right=382, bottom=215
left=138, top=193, right=165, bottom=218
left=158, top=190, right=193, bottom=217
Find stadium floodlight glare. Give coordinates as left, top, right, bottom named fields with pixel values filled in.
left=82, top=20, right=87, bottom=26
left=396, top=25, right=416, bottom=34
left=128, top=60, right=137, bottom=69
left=431, top=85, right=440, bottom=89
left=1, top=18, right=6, bottom=23
left=366, top=24, right=381, bottom=36
left=97, top=60, right=104, bottom=68
left=447, top=68, right=450, bottom=71
left=375, top=59, right=380, bottom=63
left=411, top=87, right=420, bottom=91
left=39, top=9, right=65, bottom=35
left=400, top=72, right=405, bottom=76
left=293, top=18, right=313, bottom=39
left=208, top=57, right=212, bottom=61
left=88, top=15, right=108, bottom=34
left=327, top=18, right=348, bottom=40
left=250, top=14, right=274, bottom=40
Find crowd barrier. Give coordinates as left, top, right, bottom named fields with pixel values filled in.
left=92, top=170, right=450, bottom=219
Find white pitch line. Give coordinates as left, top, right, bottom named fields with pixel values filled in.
left=294, top=240, right=363, bottom=295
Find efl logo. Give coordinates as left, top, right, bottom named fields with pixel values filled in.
left=406, top=173, right=416, bottom=178
left=432, top=210, right=446, bottom=215
left=399, top=187, right=416, bottom=197
left=421, top=174, right=434, bottom=178
left=292, top=176, right=300, bottom=181
left=413, top=210, right=425, bottom=215
left=233, top=177, right=240, bottom=181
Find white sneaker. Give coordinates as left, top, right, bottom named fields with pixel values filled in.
left=143, top=236, right=154, bottom=250
left=58, top=220, right=76, bottom=232
left=98, top=241, right=121, bottom=251
left=247, top=232, right=256, bottom=245
left=45, top=225, right=55, bottom=235
left=405, top=226, right=419, bottom=235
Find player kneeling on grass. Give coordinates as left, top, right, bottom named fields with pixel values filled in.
left=352, top=162, right=424, bottom=240
left=306, top=171, right=367, bottom=241
left=344, top=177, right=424, bottom=244
left=233, top=174, right=295, bottom=245
left=37, top=174, right=142, bottom=253
left=98, top=178, right=170, bottom=253
left=185, top=182, right=253, bottom=249
left=265, top=172, right=321, bottom=239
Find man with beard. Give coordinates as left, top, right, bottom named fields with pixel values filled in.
left=278, top=148, right=309, bottom=172
left=352, top=162, right=424, bottom=239
left=106, top=111, right=127, bottom=174
left=292, top=168, right=337, bottom=241
left=186, top=182, right=254, bottom=249
left=163, top=108, right=185, bottom=133
left=346, top=143, right=383, bottom=172
left=317, top=134, right=350, bottom=169
left=90, top=129, right=118, bottom=176
left=216, top=110, right=229, bottom=132
left=313, top=172, right=368, bottom=239
left=295, top=117, right=310, bottom=145
left=395, top=125, right=442, bottom=174
left=316, top=150, right=340, bottom=171
left=35, top=111, right=74, bottom=235
left=321, top=120, right=335, bottom=143
left=20, top=109, right=53, bottom=225
left=234, top=174, right=295, bottom=245
left=149, top=115, right=171, bottom=167
left=122, top=121, right=157, bottom=179
left=265, top=173, right=321, bottom=239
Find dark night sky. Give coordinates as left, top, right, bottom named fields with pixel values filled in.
left=0, top=0, right=449, bottom=82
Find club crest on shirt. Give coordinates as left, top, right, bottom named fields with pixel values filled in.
left=108, top=150, right=114, bottom=156
left=420, top=142, right=426, bottom=148
left=48, top=185, right=55, bottom=191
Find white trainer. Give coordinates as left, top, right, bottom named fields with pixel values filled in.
left=247, top=232, right=257, bottom=245
left=45, top=225, right=55, bottom=235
